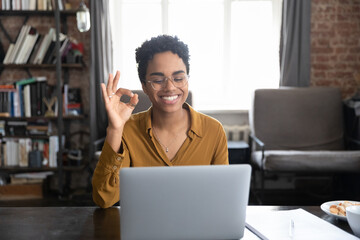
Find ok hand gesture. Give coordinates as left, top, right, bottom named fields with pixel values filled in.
left=101, top=71, right=139, bottom=131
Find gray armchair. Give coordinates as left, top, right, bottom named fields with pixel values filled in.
left=249, top=87, right=360, bottom=202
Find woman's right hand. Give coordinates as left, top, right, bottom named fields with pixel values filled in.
left=101, top=71, right=139, bottom=131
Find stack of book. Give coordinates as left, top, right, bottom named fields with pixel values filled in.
left=3, top=25, right=83, bottom=65
left=10, top=171, right=54, bottom=185
left=0, top=137, right=58, bottom=168
left=0, top=77, right=54, bottom=118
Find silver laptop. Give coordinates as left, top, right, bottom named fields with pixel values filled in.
left=120, top=164, right=252, bottom=240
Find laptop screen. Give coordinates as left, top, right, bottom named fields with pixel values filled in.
left=120, top=164, right=252, bottom=240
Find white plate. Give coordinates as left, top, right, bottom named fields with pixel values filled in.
left=321, top=200, right=360, bottom=221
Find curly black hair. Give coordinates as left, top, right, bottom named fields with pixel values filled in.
left=135, top=35, right=190, bottom=84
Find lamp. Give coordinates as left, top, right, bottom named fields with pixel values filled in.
left=76, top=1, right=90, bottom=32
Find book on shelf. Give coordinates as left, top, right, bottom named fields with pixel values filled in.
left=27, top=34, right=42, bottom=64
left=23, top=84, right=31, bottom=117
left=7, top=25, right=30, bottom=63
left=0, top=85, right=16, bottom=117
left=33, top=27, right=55, bottom=64
left=48, top=135, right=58, bottom=167
left=21, top=30, right=39, bottom=64
left=4, top=139, right=19, bottom=166
left=42, top=38, right=56, bottom=64
left=3, top=43, right=14, bottom=64
left=18, top=138, right=32, bottom=167
left=14, top=26, right=39, bottom=64
left=29, top=0, right=37, bottom=10
left=0, top=120, right=5, bottom=137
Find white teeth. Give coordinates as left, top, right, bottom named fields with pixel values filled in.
left=162, top=95, right=178, bottom=101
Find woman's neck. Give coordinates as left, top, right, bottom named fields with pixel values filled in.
left=152, top=106, right=189, bottom=132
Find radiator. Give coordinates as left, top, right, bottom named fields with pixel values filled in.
left=223, top=125, right=250, bottom=142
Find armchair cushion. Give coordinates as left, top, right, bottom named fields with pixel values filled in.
left=252, top=150, right=360, bottom=172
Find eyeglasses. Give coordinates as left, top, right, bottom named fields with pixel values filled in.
left=146, top=73, right=189, bottom=90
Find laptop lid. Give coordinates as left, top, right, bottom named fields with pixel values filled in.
left=120, top=164, right=252, bottom=240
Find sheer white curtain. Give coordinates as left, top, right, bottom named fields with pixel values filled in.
left=109, top=0, right=282, bottom=110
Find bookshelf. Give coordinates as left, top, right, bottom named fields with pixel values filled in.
left=0, top=1, right=89, bottom=198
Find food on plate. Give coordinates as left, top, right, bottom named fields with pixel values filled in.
left=329, top=201, right=360, bottom=216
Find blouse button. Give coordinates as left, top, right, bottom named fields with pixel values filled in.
left=116, top=157, right=122, bottom=161
left=112, top=166, right=117, bottom=170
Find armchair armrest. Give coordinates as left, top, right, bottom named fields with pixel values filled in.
left=249, top=134, right=265, bottom=148
left=249, top=134, right=266, bottom=169
left=93, top=137, right=105, bottom=151
left=346, top=136, right=360, bottom=150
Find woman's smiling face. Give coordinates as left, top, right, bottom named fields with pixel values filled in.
left=142, top=51, right=189, bottom=114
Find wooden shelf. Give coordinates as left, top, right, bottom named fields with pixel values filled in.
left=1, top=135, right=49, bottom=140
left=0, top=165, right=87, bottom=172
left=0, top=64, right=83, bottom=68
left=0, top=166, right=57, bottom=173
left=63, top=165, right=87, bottom=171
left=0, top=10, right=77, bottom=16
left=0, top=115, right=85, bottom=121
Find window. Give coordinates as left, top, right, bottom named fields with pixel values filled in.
left=109, top=0, right=282, bottom=110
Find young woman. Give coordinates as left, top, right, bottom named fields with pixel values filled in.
left=92, top=35, right=228, bottom=208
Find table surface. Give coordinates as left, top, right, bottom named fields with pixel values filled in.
left=0, top=205, right=355, bottom=239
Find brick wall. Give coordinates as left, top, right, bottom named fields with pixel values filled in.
left=311, top=0, right=360, bottom=99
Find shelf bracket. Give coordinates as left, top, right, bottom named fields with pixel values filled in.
left=0, top=15, right=29, bottom=43
left=24, top=68, right=32, bottom=78
left=0, top=19, right=14, bottom=43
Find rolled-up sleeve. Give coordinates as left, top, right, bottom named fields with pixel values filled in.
left=92, top=140, right=130, bottom=208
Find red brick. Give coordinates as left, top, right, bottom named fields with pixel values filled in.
left=312, top=63, right=333, bottom=70
left=335, top=47, right=348, bottom=54
left=311, top=31, right=336, bottom=38
left=317, top=22, right=332, bottom=30
left=339, top=0, right=351, bottom=4
left=312, top=47, right=334, bottom=54
left=330, top=55, right=338, bottom=62
left=317, top=38, right=330, bottom=46
left=316, top=55, right=330, bottom=62
left=334, top=63, right=347, bottom=70
left=349, top=47, right=360, bottom=53
left=339, top=54, right=357, bottom=62
left=313, top=71, right=327, bottom=78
